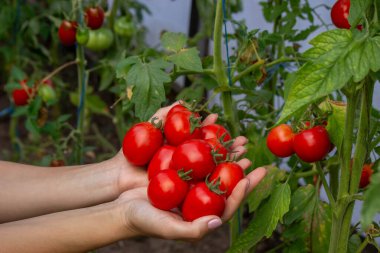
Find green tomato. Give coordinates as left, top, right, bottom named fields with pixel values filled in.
left=38, top=85, right=56, bottom=103
left=114, top=16, right=135, bottom=37
left=76, top=27, right=89, bottom=45
left=85, top=28, right=114, bottom=51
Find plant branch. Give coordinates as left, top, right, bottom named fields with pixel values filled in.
left=316, top=162, right=336, bottom=207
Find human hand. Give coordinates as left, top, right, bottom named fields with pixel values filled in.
left=116, top=163, right=267, bottom=241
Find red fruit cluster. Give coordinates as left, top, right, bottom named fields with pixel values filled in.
left=266, top=123, right=332, bottom=163
left=122, top=104, right=244, bottom=221
left=58, top=6, right=105, bottom=46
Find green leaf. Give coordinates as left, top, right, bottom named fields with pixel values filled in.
left=247, top=166, right=281, bottom=212
left=309, top=201, right=332, bottom=253
left=116, top=56, right=140, bottom=79
left=70, top=93, right=109, bottom=115
left=347, top=234, right=361, bottom=253
left=99, top=66, right=115, bottom=91
left=161, top=32, right=187, bottom=52
left=228, top=183, right=291, bottom=253
left=348, top=0, right=371, bottom=27
left=361, top=172, right=380, bottom=229
left=127, top=58, right=171, bottom=120
left=167, top=47, right=203, bottom=72
left=320, top=100, right=347, bottom=149
left=284, top=184, right=316, bottom=225
left=176, top=85, right=204, bottom=101
left=278, top=30, right=380, bottom=123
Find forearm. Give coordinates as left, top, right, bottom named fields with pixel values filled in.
left=0, top=158, right=120, bottom=222
left=0, top=202, right=133, bottom=253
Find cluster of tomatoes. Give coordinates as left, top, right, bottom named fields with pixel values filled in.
left=331, top=0, right=362, bottom=30
left=266, top=123, right=332, bottom=163
left=12, top=79, right=56, bottom=106
left=122, top=104, right=244, bottom=221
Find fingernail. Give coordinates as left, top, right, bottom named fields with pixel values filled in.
left=245, top=179, right=250, bottom=196
left=208, top=218, right=222, bottom=230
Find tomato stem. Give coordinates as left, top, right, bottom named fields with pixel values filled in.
left=316, top=162, right=335, bottom=208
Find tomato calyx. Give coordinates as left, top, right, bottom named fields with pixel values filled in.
left=177, top=169, right=193, bottom=181
left=206, top=175, right=226, bottom=195
left=189, top=114, right=202, bottom=133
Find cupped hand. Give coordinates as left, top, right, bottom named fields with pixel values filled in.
left=116, top=164, right=267, bottom=241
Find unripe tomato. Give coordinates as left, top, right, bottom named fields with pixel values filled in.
left=209, top=162, right=244, bottom=197
left=85, top=28, right=114, bottom=51
left=85, top=6, right=105, bottom=30
left=181, top=182, right=225, bottom=222
left=58, top=20, right=77, bottom=46
left=76, top=27, right=89, bottom=45
left=293, top=126, right=331, bottom=163
left=359, top=164, right=373, bottom=188
left=122, top=122, right=163, bottom=166
left=266, top=124, right=295, bottom=158
left=148, top=169, right=189, bottom=211
left=114, top=16, right=135, bottom=37
left=147, top=145, right=176, bottom=180
left=38, top=85, right=56, bottom=103
left=331, top=0, right=351, bottom=29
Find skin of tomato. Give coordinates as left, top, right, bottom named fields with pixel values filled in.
left=85, top=28, right=114, bottom=51
left=147, top=145, right=176, bottom=180
left=58, top=21, right=77, bottom=46
left=114, top=17, right=135, bottom=37
left=331, top=0, right=351, bottom=29
left=205, top=138, right=228, bottom=162
left=164, top=111, right=201, bottom=146
left=293, top=126, right=331, bottom=163
left=181, top=182, right=225, bottom=222
left=200, top=124, right=232, bottom=142
left=359, top=164, right=373, bottom=188
left=266, top=124, right=294, bottom=158
left=85, top=6, right=105, bottom=30
left=209, top=162, right=244, bottom=197
left=171, top=139, right=216, bottom=180
left=122, top=122, right=163, bottom=166
left=148, top=170, right=189, bottom=211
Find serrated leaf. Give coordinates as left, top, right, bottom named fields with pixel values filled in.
left=127, top=59, right=171, bottom=120
left=161, top=32, right=187, bottom=52
left=247, top=166, right=280, bottom=212
left=309, top=201, right=331, bottom=253
left=116, top=56, right=140, bottom=79
left=284, top=184, right=316, bottom=225
left=167, top=48, right=203, bottom=72
left=348, top=0, right=371, bottom=27
left=320, top=100, right=347, bottom=149
left=361, top=172, right=380, bottom=229
left=278, top=30, right=380, bottom=123
left=228, top=183, right=291, bottom=253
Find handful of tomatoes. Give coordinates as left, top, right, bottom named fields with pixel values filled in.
left=122, top=104, right=244, bottom=221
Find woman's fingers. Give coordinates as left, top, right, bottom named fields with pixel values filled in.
left=149, top=101, right=183, bottom=124
left=236, top=158, right=252, bottom=170
left=230, top=136, right=248, bottom=149
left=201, top=113, right=218, bottom=126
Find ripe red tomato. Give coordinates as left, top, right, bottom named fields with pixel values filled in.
left=359, top=163, right=373, bottom=188
left=209, top=162, right=244, bottom=197
left=293, top=126, right=331, bottom=163
left=147, top=145, right=176, bottom=180
left=181, top=182, right=225, bottom=221
left=58, top=20, right=77, bottom=46
left=172, top=139, right=216, bottom=181
left=148, top=169, right=189, bottom=211
left=205, top=138, right=228, bottom=162
left=200, top=124, right=231, bottom=142
left=122, top=122, right=163, bottom=166
left=266, top=124, right=294, bottom=158
left=331, top=0, right=351, bottom=29
left=164, top=111, right=201, bottom=146
left=12, top=80, right=33, bottom=106
left=85, top=6, right=105, bottom=30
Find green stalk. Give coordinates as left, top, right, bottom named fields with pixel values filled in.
left=328, top=89, right=358, bottom=253
left=213, top=0, right=240, bottom=243
left=74, top=0, right=87, bottom=164
left=336, top=80, right=373, bottom=252
left=108, top=0, right=119, bottom=29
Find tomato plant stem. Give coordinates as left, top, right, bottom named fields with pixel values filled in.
left=109, top=0, right=119, bottom=29
left=316, top=162, right=335, bottom=208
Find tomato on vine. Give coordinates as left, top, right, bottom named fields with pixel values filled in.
left=114, top=16, right=136, bottom=37
left=164, top=110, right=201, bottom=146
left=148, top=169, right=190, bottom=211
left=181, top=181, right=225, bottom=222
left=331, top=0, right=362, bottom=30
left=12, top=80, right=34, bottom=106
left=58, top=20, right=78, bottom=46
left=85, top=28, right=114, bottom=51
left=147, top=145, right=176, bottom=180
left=205, top=138, right=228, bottom=162
left=359, top=163, right=373, bottom=188
left=266, top=124, right=295, bottom=158
left=38, top=83, right=56, bottom=104
left=293, top=126, right=331, bottom=163
left=122, top=121, right=163, bottom=166
left=200, top=124, right=231, bottom=142
left=171, top=139, right=216, bottom=181
left=85, top=6, right=105, bottom=30
left=209, top=162, right=244, bottom=197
